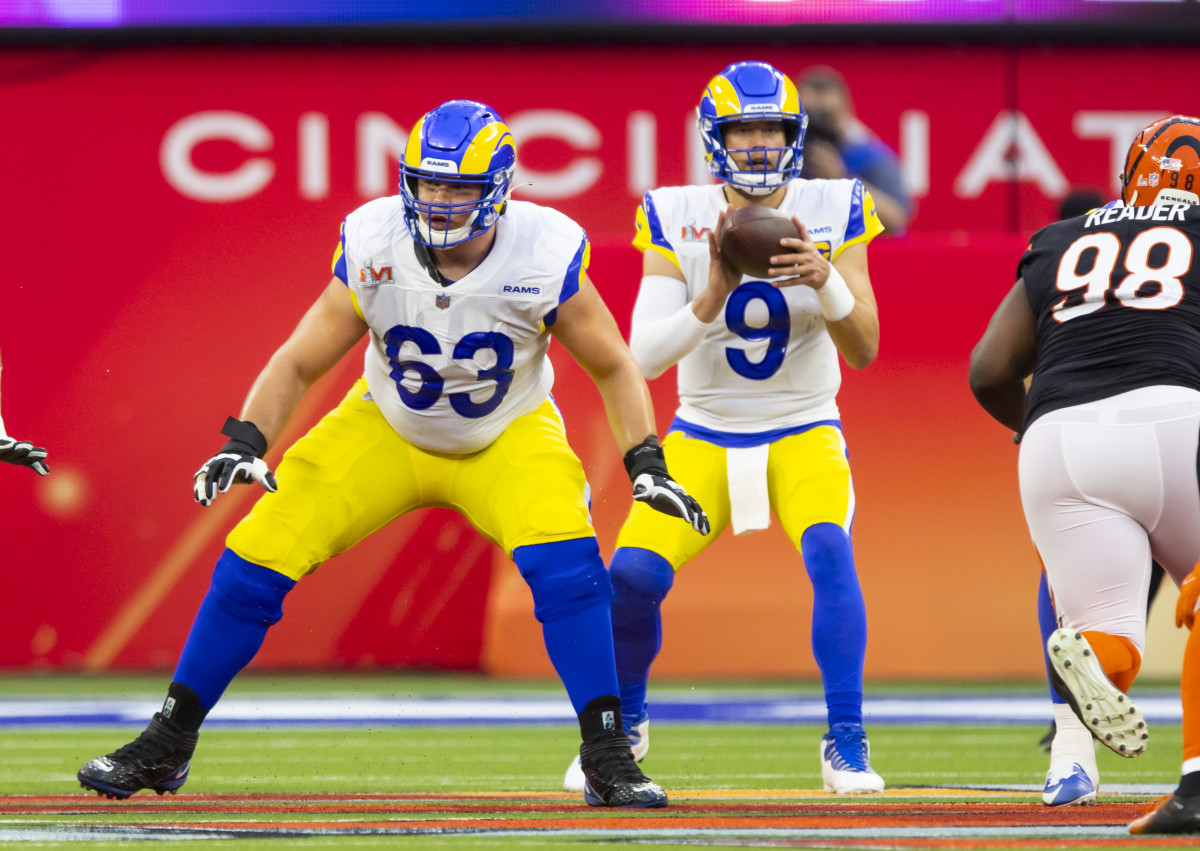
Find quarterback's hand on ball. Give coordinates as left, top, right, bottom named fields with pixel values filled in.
left=194, top=416, right=277, bottom=506
left=0, top=437, right=49, bottom=476
left=1176, top=567, right=1200, bottom=631
left=624, top=435, right=710, bottom=535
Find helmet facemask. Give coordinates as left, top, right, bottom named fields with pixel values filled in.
left=401, top=167, right=512, bottom=248
left=701, top=112, right=806, bottom=196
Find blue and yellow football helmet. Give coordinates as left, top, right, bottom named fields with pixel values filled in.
left=697, top=61, right=807, bottom=196
left=400, top=100, right=516, bottom=248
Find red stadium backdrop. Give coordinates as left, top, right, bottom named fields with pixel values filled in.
left=1, top=44, right=1195, bottom=678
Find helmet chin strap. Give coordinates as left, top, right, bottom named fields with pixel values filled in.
left=416, top=210, right=480, bottom=247
left=724, top=148, right=793, bottom=195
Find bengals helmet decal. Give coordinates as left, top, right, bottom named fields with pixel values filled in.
left=1121, top=115, right=1200, bottom=207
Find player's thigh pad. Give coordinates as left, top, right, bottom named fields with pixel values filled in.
left=769, top=426, right=854, bottom=549
left=615, top=431, right=730, bottom=569
left=452, top=399, right=594, bottom=556
left=227, top=379, right=424, bottom=581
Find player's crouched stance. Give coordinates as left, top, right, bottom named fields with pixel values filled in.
left=77, top=100, right=708, bottom=809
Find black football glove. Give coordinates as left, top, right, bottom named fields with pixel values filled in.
left=624, top=435, right=710, bottom=535
left=0, top=437, right=49, bottom=476
left=193, top=416, right=277, bottom=506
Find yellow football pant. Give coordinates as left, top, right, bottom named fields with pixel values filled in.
left=615, top=425, right=854, bottom=568
left=227, top=378, right=595, bottom=581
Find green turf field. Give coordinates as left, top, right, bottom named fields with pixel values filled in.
left=0, top=674, right=1192, bottom=849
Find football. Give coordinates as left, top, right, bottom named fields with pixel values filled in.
left=717, top=206, right=801, bottom=279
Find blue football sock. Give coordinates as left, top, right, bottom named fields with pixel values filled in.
left=1038, top=570, right=1066, bottom=704
left=541, top=602, right=620, bottom=714
left=173, top=549, right=296, bottom=710
left=801, top=523, right=866, bottom=729
left=609, top=547, right=675, bottom=724
left=514, top=538, right=618, bottom=714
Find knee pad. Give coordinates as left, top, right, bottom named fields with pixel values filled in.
left=514, top=538, right=612, bottom=623
left=610, top=547, right=675, bottom=606
left=800, top=522, right=854, bottom=580
left=212, top=548, right=297, bottom=625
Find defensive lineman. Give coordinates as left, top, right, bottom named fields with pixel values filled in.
left=77, top=100, right=707, bottom=808
left=970, top=115, right=1200, bottom=834
left=564, top=60, right=886, bottom=794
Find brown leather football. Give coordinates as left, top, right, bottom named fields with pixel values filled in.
left=717, top=206, right=801, bottom=279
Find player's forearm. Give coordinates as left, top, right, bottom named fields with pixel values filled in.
left=592, top=361, right=658, bottom=454
left=236, top=352, right=317, bottom=448
left=826, top=305, right=879, bottom=370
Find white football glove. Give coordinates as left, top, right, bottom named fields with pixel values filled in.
left=194, top=417, right=277, bottom=506
left=0, top=436, right=49, bottom=476
left=624, top=436, right=710, bottom=535
left=632, top=471, right=709, bottom=534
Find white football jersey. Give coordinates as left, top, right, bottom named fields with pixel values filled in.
left=633, top=179, right=882, bottom=434
left=335, top=198, right=588, bottom=454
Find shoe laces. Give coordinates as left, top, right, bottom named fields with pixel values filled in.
left=1045, top=762, right=1089, bottom=785
left=110, top=714, right=194, bottom=763
left=584, top=739, right=649, bottom=786
left=824, top=723, right=871, bottom=773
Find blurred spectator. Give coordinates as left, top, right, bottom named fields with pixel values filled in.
left=797, top=65, right=914, bottom=235
left=1057, top=187, right=1106, bottom=219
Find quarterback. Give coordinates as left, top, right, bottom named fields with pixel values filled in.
left=77, top=99, right=708, bottom=809
left=565, top=60, right=885, bottom=794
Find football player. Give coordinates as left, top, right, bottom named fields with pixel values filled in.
left=0, top=347, right=48, bottom=476
left=970, top=115, right=1200, bottom=835
left=563, top=60, right=885, bottom=795
left=77, top=100, right=708, bottom=809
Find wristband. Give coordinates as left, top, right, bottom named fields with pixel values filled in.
left=623, top=435, right=668, bottom=483
left=220, top=416, right=268, bottom=457
left=816, top=266, right=856, bottom=322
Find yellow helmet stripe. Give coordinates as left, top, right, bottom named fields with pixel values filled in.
left=459, top=121, right=514, bottom=175
left=402, top=115, right=426, bottom=167
left=705, top=75, right=743, bottom=118
left=780, top=76, right=801, bottom=115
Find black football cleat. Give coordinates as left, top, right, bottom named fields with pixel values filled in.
left=579, top=736, right=668, bottom=808
left=77, top=713, right=197, bottom=799
left=1130, top=792, right=1200, bottom=834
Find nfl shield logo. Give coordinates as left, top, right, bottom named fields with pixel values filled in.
left=436, top=293, right=451, bottom=309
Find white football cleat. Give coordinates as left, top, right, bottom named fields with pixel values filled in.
left=564, top=714, right=649, bottom=793
left=820, top=723, right=885, bottom=794
left=1043, top=704, right=1100, bottom=807
left=1047, top=628, right=1148, bottom=757
left=1042, top=761, right=1097, bottom=806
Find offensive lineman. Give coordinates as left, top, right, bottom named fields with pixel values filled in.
left=970, top=115, right=1200, bottom=834
left=564, top=60, right=886, bottom=794
left=77, top=100, right=709, bottom=809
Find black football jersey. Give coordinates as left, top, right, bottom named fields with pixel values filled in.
left=1020, top=203, right=1200, bottom=428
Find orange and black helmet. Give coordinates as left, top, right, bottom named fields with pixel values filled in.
left=1121, top=115, right=1200, bottom=207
